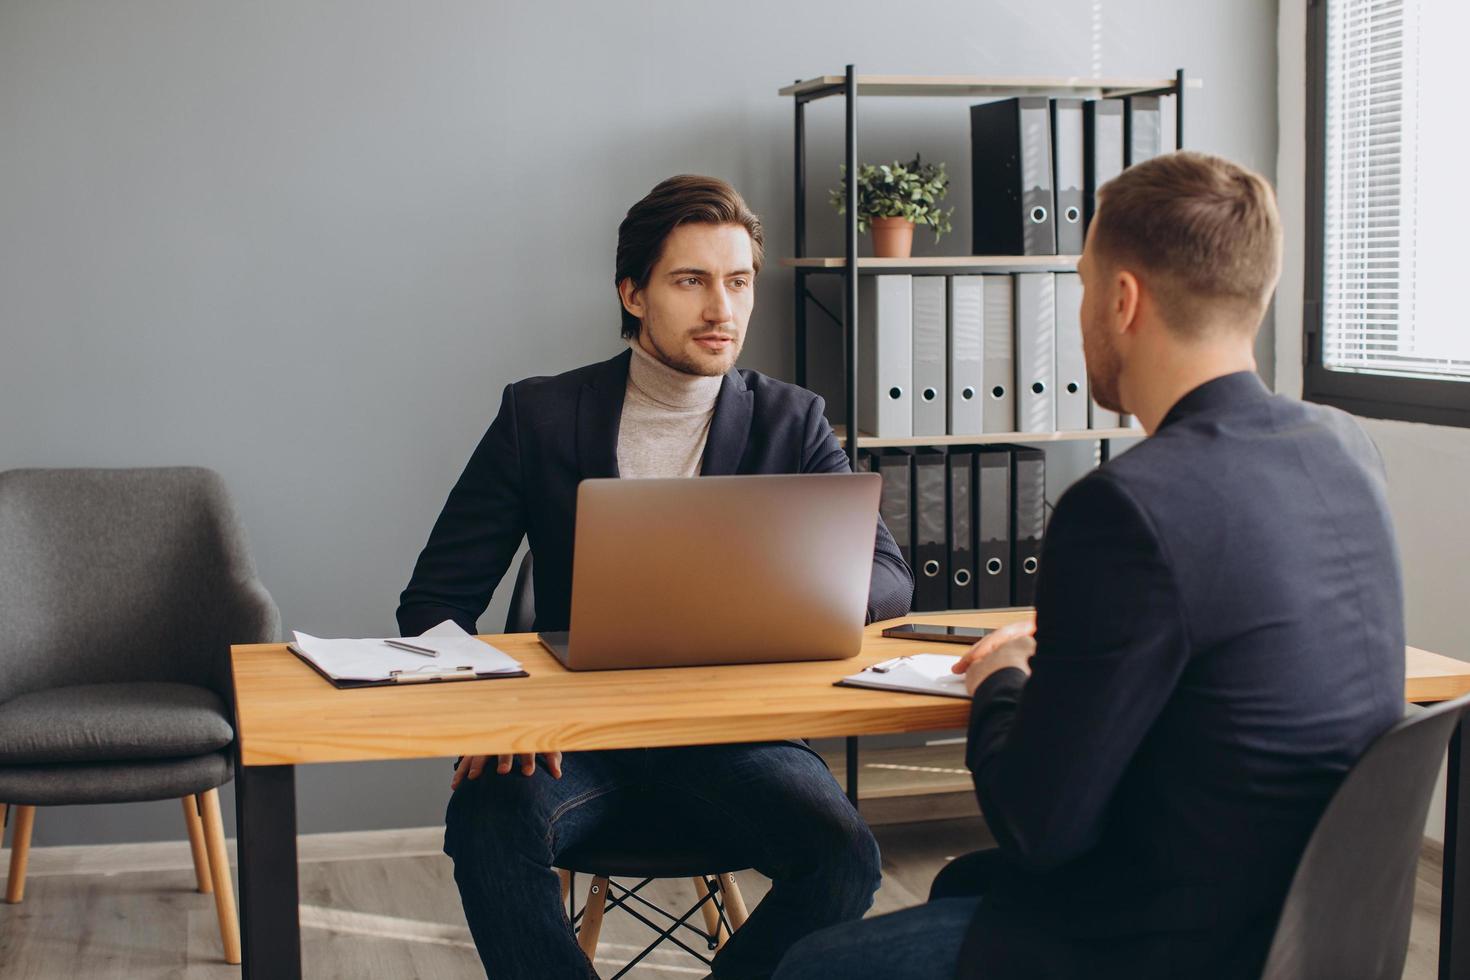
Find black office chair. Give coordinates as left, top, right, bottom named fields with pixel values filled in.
left=504, top=552, right=753, bottom=978
left=934, top=694, right=1470, bottom=980
left=1256, top=694, right=1470, bottom=979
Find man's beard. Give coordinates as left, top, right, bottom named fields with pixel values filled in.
left=644, top=327, right=741, bottom=378
left=1085, top=326, right=1124, bottom=414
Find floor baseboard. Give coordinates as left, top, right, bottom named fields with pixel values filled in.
left=15, top=825, right=447, bottom=878
left=15, top=811, right=1444, bottom=882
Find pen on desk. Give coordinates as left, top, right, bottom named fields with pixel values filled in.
left=383, top=639, right=439, bottom=658
left=870, top=657, right=906, bottom=674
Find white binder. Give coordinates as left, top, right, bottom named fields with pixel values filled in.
left=1051, top=99, right=1086, bottom=255
left=981, top=275, right=1015, bottom=434
left=1090, top=400, right=1122, bottom=430
left=1053, top=272, right=1089, bottom=431
left=858, top=275, right=913, bottom=438
left=911, top=276, right=948, bottom=437
left=948, top=276, right=985, bottom=435
left=1014, top=273, right=1057, bottom=434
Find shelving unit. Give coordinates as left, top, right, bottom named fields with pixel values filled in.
left=833, top=425, right=1139, bottom=451
left=782, top=255, right=1078, bottom=271
left=783, top=65, right=1189, bottom=803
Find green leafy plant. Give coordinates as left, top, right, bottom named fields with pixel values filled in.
left=829, top=155, right=954, bottom=240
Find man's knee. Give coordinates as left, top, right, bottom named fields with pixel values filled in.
left=443, top=772, right=556, bottom=866
left=841, top=812, right=884, bottom=892
left=804, top=801, right=882, bottom=899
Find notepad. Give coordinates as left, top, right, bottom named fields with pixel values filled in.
left=288, top=620, right=527, bottom=688
left=836, top=653, right=971, bottom=699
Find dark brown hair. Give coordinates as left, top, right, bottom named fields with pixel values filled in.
left=1092, top=151, right=1282, bottom=334
left=615, top=175, right=765, bottom=339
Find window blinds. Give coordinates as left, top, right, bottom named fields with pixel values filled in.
left=1323, top=0, right=1470, bottom=381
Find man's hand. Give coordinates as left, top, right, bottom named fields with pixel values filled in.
left=952, top=619, right=1038, bottom=696
left=451, top=752, right=563, bottom=789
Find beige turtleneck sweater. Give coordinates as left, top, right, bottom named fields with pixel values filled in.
left=616, top=342, right=724, bottom=479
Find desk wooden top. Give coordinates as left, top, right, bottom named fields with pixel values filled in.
left=230, top=610, right=1470, bottom=767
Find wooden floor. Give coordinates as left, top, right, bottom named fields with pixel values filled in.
left=0, top=813, right=1448, bottom=979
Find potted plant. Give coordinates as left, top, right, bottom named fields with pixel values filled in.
left=829, top=155, right=954, bottom=258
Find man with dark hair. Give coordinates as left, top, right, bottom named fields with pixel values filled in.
left=399, top=174, right=910, bottom=979
left=775, top=151, right=1405, bottom=980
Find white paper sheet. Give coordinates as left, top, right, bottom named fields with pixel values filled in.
left=839, top=653, right=971, bottom=699
left=290, top=620, right=523, bottom=682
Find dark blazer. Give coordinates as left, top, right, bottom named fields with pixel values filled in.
left=397, top=349, right=913, bottom=637
left=958, top=372, right=1405, bottom=980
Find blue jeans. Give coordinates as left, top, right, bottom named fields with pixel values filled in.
left=772, top=896, right=981, bottom=980
left=442, top=741, right=882, bottom=979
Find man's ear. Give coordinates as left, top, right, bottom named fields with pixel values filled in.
left=1115, top=269, right=1141, bottom=336
left=618, top=278, right=645, bottom=320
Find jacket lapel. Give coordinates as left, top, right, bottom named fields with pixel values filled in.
left=576, top=350, right=630, bottom=480
left=700, top=371, right=753, bottom=476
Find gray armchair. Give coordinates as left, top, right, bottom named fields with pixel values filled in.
left=0, top=467, right=279, bottom=965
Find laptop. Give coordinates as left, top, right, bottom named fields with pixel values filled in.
left=538, top=472, right=881, bottom=670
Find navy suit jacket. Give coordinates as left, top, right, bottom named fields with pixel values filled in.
left=397, top=349, right=913, bottom=637
left=960, top=372, right=1405, bottom=979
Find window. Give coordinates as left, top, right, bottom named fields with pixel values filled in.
left=1305, top=0, right=1470, bottom=426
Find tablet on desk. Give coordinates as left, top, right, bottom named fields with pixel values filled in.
left=881, top=623, right=995, bottom=644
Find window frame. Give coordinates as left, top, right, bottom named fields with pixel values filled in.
left=1303, top=0, right=1470, bottom=428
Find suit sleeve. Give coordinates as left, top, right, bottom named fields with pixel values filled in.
left=802, top=395, right=913, bottom=623
left=396, top=384, right=528, bottom=636
left=965, top=471, right=1189, bottom=870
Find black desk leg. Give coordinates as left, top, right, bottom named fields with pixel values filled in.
left=845, top=736, right=859, bottom=804
left=237, top=762, right=301, bottom=980
left=1442, top=718, right=1470, bottom=980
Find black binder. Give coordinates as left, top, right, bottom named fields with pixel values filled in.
left=1011, top=447, right=1046, bottom=607
left=913, top=449, right=949, bottom=612
left=1050, top=98, right=1086, bottom=255
left=1124, top=95, right=1163, bottom=166
left=875, top=449, right=914, bottom=574
left=1083, top=98, right=1124, bottom=232
left=976, top=449, right=1012, bottom=609
left=947, top=449, right=978, bottom=610
left=970, top=97, right=1057, bottom=256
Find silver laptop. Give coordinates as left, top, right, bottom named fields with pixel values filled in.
left=538, top=472, right=881, bottom=670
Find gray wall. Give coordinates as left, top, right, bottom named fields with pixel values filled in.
left=1275, top=0, right=1464, bottom=842
left=0, top=0, right=1279, bottom=846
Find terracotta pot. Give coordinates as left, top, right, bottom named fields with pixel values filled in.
left=870, top=217, right=915, bottom=258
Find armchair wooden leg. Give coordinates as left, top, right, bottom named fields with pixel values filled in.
left=717, top=872, right=749, bottom=931
left=180, top=795, right=213, bottom=894
left=576, top=876, right=609, bottom=962
left=559, top=867, right=571, bottom=904
left=198, top=788, right=241, bottom=964
left=6, top=805, right=35, bottom=904
left=692, top=876, right=727, bottom=948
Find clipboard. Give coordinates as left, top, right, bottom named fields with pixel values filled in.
left=287, top=643, right=529, bottom=690
left=834, top=654, right=971, bottom=700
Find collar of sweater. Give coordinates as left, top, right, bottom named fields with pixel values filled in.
left=626, top=340, right=724, bottom=411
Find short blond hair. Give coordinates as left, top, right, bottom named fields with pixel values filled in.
left=1092, top=151, right=1282, bottom=334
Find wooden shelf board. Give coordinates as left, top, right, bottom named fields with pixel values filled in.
left=819, top=740, right=973, bottom=801
left=832, top=426, right=1143, bottom=449
left=784, top=255, right=1078, bottom=272
left=778, top=74, right=1201, bottom=100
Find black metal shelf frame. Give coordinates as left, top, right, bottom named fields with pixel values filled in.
left=785, top=65, right=1185, bottom=802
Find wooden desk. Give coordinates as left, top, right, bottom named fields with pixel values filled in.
left=231, top=611, right=1470, bottom=979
